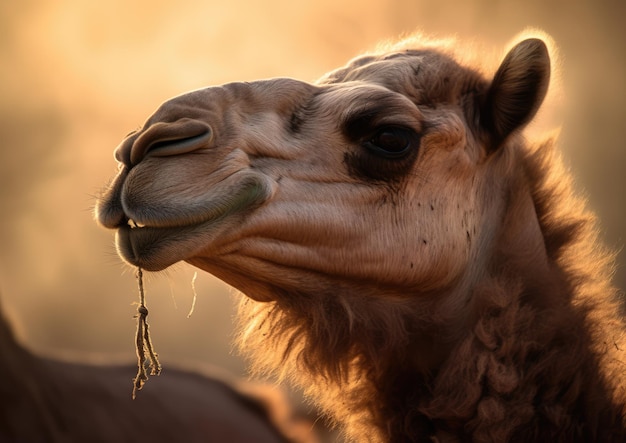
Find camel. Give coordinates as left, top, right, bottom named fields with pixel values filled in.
left=96, top=32, right=626, bottom=442
left=0, top=300, right=317, bottom=442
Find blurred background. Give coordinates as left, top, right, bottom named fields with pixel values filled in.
left=0, top=0, right=624, bottom=399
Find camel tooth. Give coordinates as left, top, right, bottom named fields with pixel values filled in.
left=127, top=219, right=145, bottom=228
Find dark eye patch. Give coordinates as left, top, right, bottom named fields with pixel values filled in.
left=343, top=106, right=387, bottom=141
left=365, top=126, right=415, bottom=159
left=342, top=108, right=422, bottom=182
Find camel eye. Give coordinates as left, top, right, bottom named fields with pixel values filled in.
left=365, top=127, right=414, bottom=158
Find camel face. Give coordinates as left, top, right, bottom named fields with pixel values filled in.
left=96, top=39, right=548, bottom=302
left=95, top=37, right=626, bottom=443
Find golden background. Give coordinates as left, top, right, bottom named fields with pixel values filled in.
left=1, top=0, right=624, bottom=381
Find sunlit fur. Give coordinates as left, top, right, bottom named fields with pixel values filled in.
left=96, top=32, right=626, bottom=442
left=238, top=38, right=626, bottom=441
left=237, top=136, right=626, bottom=441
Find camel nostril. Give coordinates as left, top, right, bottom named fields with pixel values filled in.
left=144, top=130, right=212, bottom=158
left=130, top=119, right=213, bottom=165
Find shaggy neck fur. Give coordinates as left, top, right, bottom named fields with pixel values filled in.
left=237, top=138, right=626, bottom=442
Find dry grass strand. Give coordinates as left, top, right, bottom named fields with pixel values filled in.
left=132, top=267, right=162, bottom=399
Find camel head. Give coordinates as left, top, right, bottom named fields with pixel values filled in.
left=96, top=37, right=550, bottom=304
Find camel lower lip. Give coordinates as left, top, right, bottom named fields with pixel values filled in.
left=116, top=223, right=203, bottom=271
left=114, top=173, right=274, bottom=270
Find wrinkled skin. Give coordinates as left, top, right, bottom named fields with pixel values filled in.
left=96, top=40, right=546, bottom=304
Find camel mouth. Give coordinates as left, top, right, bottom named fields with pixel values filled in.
left=116, top=223, right=204, bottom=271
left=115, top=174, right=274, bottom=271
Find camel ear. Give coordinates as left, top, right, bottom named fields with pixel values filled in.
left=481, top=38, right=550, bottom=148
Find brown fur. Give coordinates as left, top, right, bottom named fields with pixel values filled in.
left=95, top=32, right=626, bottom=442
left=236, top=136, right=626, bottom=442
left=234, top=39, right=626, bottom=441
